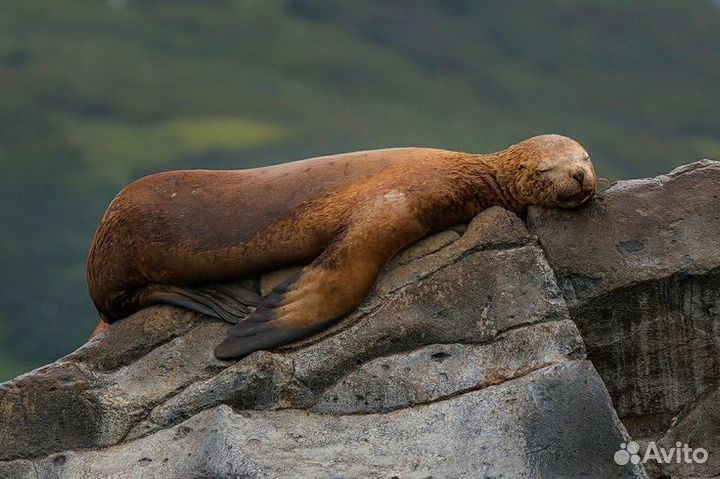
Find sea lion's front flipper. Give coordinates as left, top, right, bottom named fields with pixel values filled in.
left=139, top=282, right=261, bottom=324
left=214, top=201, right=426, bottom=360
left=213, top=271, right=317, bottom=359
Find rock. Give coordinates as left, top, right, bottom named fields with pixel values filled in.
left=312, top=319, right=583, bottom=414
left=385, top=229, right=460, bottom=268
left=528, top=160, right=720, bottom=441
left=527, top=160, right=720, bottom=306
left=0, top=204, right=643, bottom=477
left=68, top=305, right=204, bottom=372
left=0, top=362, right=646, bottom=479
left=657, top=382, right=720, bottom=477
left=0, top=362, right=103, bottom=461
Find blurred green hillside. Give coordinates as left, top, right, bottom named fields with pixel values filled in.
left=1, top=0, right=719, bottom=381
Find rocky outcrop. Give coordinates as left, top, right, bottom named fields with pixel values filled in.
left=528, top=161, right=720, bottom=431
left=528, top=160, right=720, bottom=477
left=658, top=381, right=720, bottom=477
left=2, top=363, right=634, bottom=479
left=1, top=160, right=718, bottom=478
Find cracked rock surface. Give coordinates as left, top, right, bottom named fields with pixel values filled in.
left=528, top=160, right=720, bottom=478
left=2, top=161, right=718, bottom=478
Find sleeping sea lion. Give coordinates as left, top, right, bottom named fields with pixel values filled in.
left=86, top=134, right=597, bottom=359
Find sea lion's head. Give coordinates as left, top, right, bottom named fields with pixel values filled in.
left=510, top=134, right=597, bottom=209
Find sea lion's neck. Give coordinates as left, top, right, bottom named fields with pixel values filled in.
left=459, top=152, right=527, bottom=213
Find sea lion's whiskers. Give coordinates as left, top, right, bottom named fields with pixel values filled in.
left=596, top=177, right=612, bottom=194
left=540, top=186, right=558, bottom=208
left=597, top=177, right=611, bottom=187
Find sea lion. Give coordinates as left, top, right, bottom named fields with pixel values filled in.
left=87, top=134, right=597, bottom=359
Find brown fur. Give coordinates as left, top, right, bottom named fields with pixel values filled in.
left=87, top=134, right=597, bottom=358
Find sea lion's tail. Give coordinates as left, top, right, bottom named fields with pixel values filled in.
left=137, top=283, right=261, bottom=324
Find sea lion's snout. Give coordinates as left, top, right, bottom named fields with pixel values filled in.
left=559, top=155, right=597, bottom=207
left=547, top=159, right=597, bottom=208
left=573, top=170, right=585, bottom=186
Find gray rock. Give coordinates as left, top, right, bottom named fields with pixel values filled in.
left=0, top=361, right=103, bottom=461
left=313, top=319, right=583, bottom=414
left=0, top=363, right=645, bottom=479
left=528, top=160, right=720, bottom=441
left=385, top=229, right=460, bottom=269
left=528, top=160, right=720, bottom=306
left=657, top=381, right=720, bottom=478
left=68, top=305, right=204, bottom=372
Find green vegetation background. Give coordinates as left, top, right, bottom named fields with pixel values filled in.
left=1, top=0, right=718, bottom=381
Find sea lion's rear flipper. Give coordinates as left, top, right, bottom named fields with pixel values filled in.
left=139, top=283, right=261, bottom=324
left=214, top=203, right=426, bottom=360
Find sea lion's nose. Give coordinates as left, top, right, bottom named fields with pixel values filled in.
left=573, top=170, right=585, bottom=186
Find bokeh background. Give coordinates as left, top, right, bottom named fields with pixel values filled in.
left=1, top=0, right=719, bottom=381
